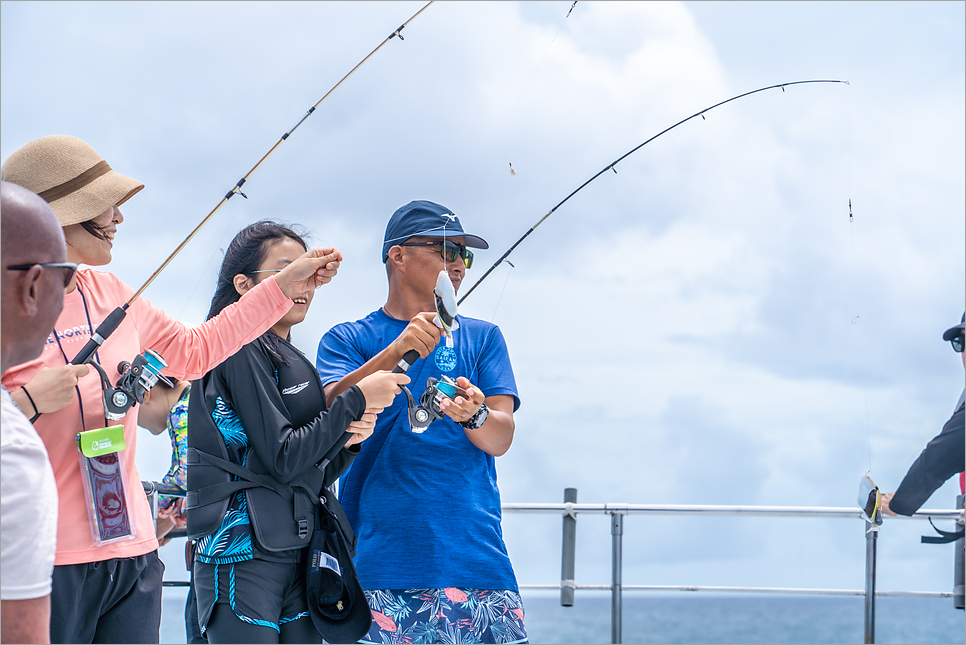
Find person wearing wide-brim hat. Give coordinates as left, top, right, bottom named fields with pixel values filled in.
left=1, top=134, right=345, bottom=644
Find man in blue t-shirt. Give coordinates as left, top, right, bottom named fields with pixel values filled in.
left=317, top=200, right=528, bottom=644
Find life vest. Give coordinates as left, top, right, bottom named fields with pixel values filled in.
left=185, top=370, right=341, bottom=552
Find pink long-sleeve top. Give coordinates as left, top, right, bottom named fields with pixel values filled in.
left=2, top=269, right=293, bottom=565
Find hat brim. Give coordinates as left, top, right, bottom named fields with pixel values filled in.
left=309, top=592, right=373, bottom=644
left=411, top=230, right=489, bottom=250
left=48, top=170, right=144, bottom=226
left=942, top=325, right=964, bottom=341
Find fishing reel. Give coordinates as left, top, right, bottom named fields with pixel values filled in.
left=401, top=375, right=459, bottom=433
left=391, top=269, right=463, bottom=434
left=87, top=349, right=171, bottom=421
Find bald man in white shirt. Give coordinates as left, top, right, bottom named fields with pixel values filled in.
left=1, top=181, right=74, bottom=644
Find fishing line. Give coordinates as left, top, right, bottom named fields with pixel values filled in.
left=841, top=83, right=873, bottom=473
left=489, top=261, right=515, bottom=323
left=495, top=1, right=578, bottom=176
left=458, top=79, right=850, bottom=306
left=174, top=204, right=246, bottom=321
left=65, top=2, right=434, bottom=367
left=128, top=2, right=434, bottom=307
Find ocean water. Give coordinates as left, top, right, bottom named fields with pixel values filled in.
left=159, top=587, right=965, bottom=644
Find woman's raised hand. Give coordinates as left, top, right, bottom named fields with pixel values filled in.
left=272, top=247, right=343, bottom=297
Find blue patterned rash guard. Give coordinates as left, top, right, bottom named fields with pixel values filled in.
left=195, top=397, right=256, bottom=564
left=157, top=385, right=190, bottom=510
left=317, top=309, right=522, bottom=591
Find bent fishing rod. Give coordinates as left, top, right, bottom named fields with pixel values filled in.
left=66, top=2, right=433, bottom=370
left=458, top=79, right=849, bottom=305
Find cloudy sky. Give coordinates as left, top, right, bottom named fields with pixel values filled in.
left=3, top=0, right=964, bottom=612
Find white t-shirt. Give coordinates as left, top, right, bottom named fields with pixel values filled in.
left=1, top=387, right=58, bottom=600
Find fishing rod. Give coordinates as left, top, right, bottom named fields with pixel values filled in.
left=458, top=79, right=849, bottom=305
left=66, top=2, right=434, bottom=373
left=27, top=4, right=434, bottom=425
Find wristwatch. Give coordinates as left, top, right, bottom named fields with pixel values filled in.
left=458, top=402, right=489, bottom=430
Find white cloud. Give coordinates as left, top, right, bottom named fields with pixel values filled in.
left=3, top=0, right=963, bottom=614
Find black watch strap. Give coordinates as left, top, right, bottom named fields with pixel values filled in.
left=458, top=401, right=489, bottom=430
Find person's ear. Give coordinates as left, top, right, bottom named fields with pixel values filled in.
left=21, top=265, right=44, bottom=316
left=387, top=246, right=405, bottom=272
left=233, top=274, right=253, bottom=297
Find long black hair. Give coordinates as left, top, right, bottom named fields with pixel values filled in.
left=206, top=220, right=309, bottom=363
left=81, top=218, right=111, bottom=242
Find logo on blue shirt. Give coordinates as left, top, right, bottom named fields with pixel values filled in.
left=434, top=346, right=457, bottom=372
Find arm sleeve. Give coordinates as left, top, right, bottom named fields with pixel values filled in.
left=890, top=406, right=965, bottom=516
left=158, top=393, right=189, bottom=507
left=131, top=278, right=293, bottom=381
left=316, top=323, right=370, bottom=386
left=221, top=344, right=367, bottom=484
left=476, top=326, right=521, bottom=411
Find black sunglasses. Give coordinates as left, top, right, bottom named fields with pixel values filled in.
left=951, top=334, right=964, bottom=354
left=399, top=240, right=474, bottom=269
left=6, top=262, right=78, bottom=287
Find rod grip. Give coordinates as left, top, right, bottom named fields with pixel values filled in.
left=71, top=305, right=128, bottom=365
left=393, top=349, right=420, bottom=374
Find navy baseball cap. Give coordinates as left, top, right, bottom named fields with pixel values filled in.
left=382, top=200, right=488, bottom=263
left=942, top=313, right=965, bottom=341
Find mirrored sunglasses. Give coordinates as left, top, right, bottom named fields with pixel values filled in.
left=400, top=240, right=474, bottom=269
left=951, top=333, right=964, bottom=353
left=6, top=262, right=78, bottom=287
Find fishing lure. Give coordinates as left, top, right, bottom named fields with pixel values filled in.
left=857, top=472, right=884, bottom=531
left=434, top=269, right=459, bottom=348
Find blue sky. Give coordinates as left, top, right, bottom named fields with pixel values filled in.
left=2, top=0, right=963, bottom=612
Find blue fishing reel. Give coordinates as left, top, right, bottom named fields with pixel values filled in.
left=88, top=349, right=171, bottom=421
left=403, top=375, right=459, bottom=433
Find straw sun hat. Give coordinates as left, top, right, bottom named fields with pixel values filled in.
left=1, top=135, right=144, bottom=227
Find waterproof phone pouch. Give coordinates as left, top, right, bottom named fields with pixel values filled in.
left=76, top=425, right=137, bottom=546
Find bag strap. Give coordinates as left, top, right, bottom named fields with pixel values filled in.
left=186, top=447, right=319, bottom=510
left=922, top=517, right=966, bottom=544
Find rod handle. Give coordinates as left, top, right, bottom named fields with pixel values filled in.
left=70, top=305, right=128, bottom=366
left=392, top=350, right=420, bottom=374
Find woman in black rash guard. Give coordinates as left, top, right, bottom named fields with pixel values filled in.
left=186, top=221, right=409, bottom=644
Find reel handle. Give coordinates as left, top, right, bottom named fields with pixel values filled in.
left=318, top=349, right=421, bottom=471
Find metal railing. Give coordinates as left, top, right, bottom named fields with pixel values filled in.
left=144, top=482, right=963, bottom=644
left=502, top=488, right=964, bottom=644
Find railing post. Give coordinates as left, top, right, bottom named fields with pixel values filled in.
left=954, top=494, right=964, bottom=610
left=864, top=523, right=877, bottom=644
left=561, top=488, right=578, bottom=607
left=611, top=511, right=623, bottom=645
left=142, top=480, right=158, bottom=521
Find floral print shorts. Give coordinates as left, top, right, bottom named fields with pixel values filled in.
left=360, top=588, right=528, bottom=644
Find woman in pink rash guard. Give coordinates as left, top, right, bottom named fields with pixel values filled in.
left=1, top=134, right=342, bottom=644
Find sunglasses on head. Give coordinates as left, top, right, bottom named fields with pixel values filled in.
left=399, top=240, right=474, bottom=269
left=951, top=333, right=964, bottom=353
left=6, top=262, right=78, bottom=288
